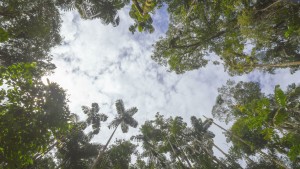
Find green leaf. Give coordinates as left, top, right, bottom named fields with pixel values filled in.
left=273, top=109, right=288, bottom=125
left=274, top=85, right=286, bottom=107
left=0, top=27, right=9, bottom=42
left=138, top=25, right=143, bottom=32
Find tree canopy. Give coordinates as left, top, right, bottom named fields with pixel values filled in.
left=151, top=0, right=300, bottom=75
left=1, top=0, right=300, bottom=168
left=212, top=81, right=300, bottom=168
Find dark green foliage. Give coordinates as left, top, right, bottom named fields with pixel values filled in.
left=213, top=81, right=300, bottom=168
left=0, top=27, right=9, bottom=42
left=27, top=156, right=57, bottom=169
left=56, top=0, right=129, bottom=26
left=82, top=103, right=108, bottom=135
left=131, top=113, right=225, bottom=169
left=152, top=0, right=300, bottom=75
left=212, top=80, right=263, bottom=123
left=91, top=100, right=139, bottom=169
left=0, top=63, right=71, bottom=168
left=0, top=0, right=61, bottom=74
left=128, top=0, right=162, bottom=34
left=56, top=124, right=101, bottom=169
left=98, top=140, right=136, bottom=169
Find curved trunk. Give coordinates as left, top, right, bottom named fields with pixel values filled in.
left=91, top=123, right=120, bottom=169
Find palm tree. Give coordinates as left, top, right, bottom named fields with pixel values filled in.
left=91, top=99, right=138, bottom=169
left=56, top=0, right=129, bottom=26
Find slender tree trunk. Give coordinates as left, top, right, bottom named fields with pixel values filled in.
left=254, top=61, right=300, bottom=69
left=191, top=142, right=227, bottom=169
left=34, top=140, right=60, bottom=160
left=91, top=123, right=120, bottom=169
left=145, top=141, right=170, bottom=168
left=191, top=137, right=231, bottom=169
left=203, top=116, right=288, bottom=169
left=34, top=123, right=84, bottom=161
left=258, top=0, right=283, bottom=12
left=212, top=142, right=242, bottom=168
left=173, top=136, right=193, bottom=168
left=166, top=136, right=188, bottom=168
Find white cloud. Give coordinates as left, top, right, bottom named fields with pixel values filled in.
left=48, top=7, right=300, bottom=160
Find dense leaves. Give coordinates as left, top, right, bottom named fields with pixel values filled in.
left=1, top=0, right=300, bottom=168
left=99, top=140, right=137, bottom=169
left=0, top=0, right=61, bottom=74
left=213, top=81, right=300, bottom=168
left=0, top=63, right=71, bottom=168
left=151, top=0, right=300, bottom=75
left=130, top=113, right=228, bottom=169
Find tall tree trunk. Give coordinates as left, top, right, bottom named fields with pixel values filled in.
left=91, top=123, right=120, bottom=169
left=203, top=116, right=288, bottom=169
left=192, top=136, right=237, bottom=168
left=203, top=147, right=227, bottom=169
left=212, top=142, right=243, bottom=168
left=173, top=136, right=193, bottom=168
left=166, top=136, right=188, bottom=168
left=189, top=142, right=227, bottom=169
left=254, top=61, right=300, bottom=69
left=145, top=141, right=170, bottom=168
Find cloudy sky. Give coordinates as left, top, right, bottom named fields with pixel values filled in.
left=48, top=6, right=300, bottom=158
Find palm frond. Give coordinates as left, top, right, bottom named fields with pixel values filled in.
left=125, top=107, right=138, bottom=116
left=121, top=121, right=129, bottom=133
left=115, top=99, right=125, bottom=114
left=91, top=102, right=100, bottom=113
left=69, top=113, right=80, bottom=122
left=99, top=114, right=108, bottom=121
left=81, top=105, right=90, bottom=114
left=108, top=118, right=121, bottom=129
left=125, top=117, right=138, bottom=128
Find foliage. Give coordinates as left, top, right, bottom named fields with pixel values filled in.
left=151, top=0, right=300, bottom=75
left=213, top=81, right=300, bottom=168
left=108, top=99, right=139, bottom=132
left=128, top=0, right=163, bottom=34
left=99, top=139, right=137, bottom=169
left=0, top=63, right=71, bottom=168
left=91, top=99, right=139, bottom=169
left=0, top=0, right=61, bottom=74
left=131, top=113, right=226, bottom=169
left=56, top=0, right=130, bottom=26
left=0, top=27, right=9, bottom=42
left=56, top=103, right=108, bottom=169
left=56, top=124, right=100, bottom=169
left=212, top=80, right=263, bottom=123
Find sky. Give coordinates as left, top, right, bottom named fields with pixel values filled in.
left=48, top=6, right=300, bottom=159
